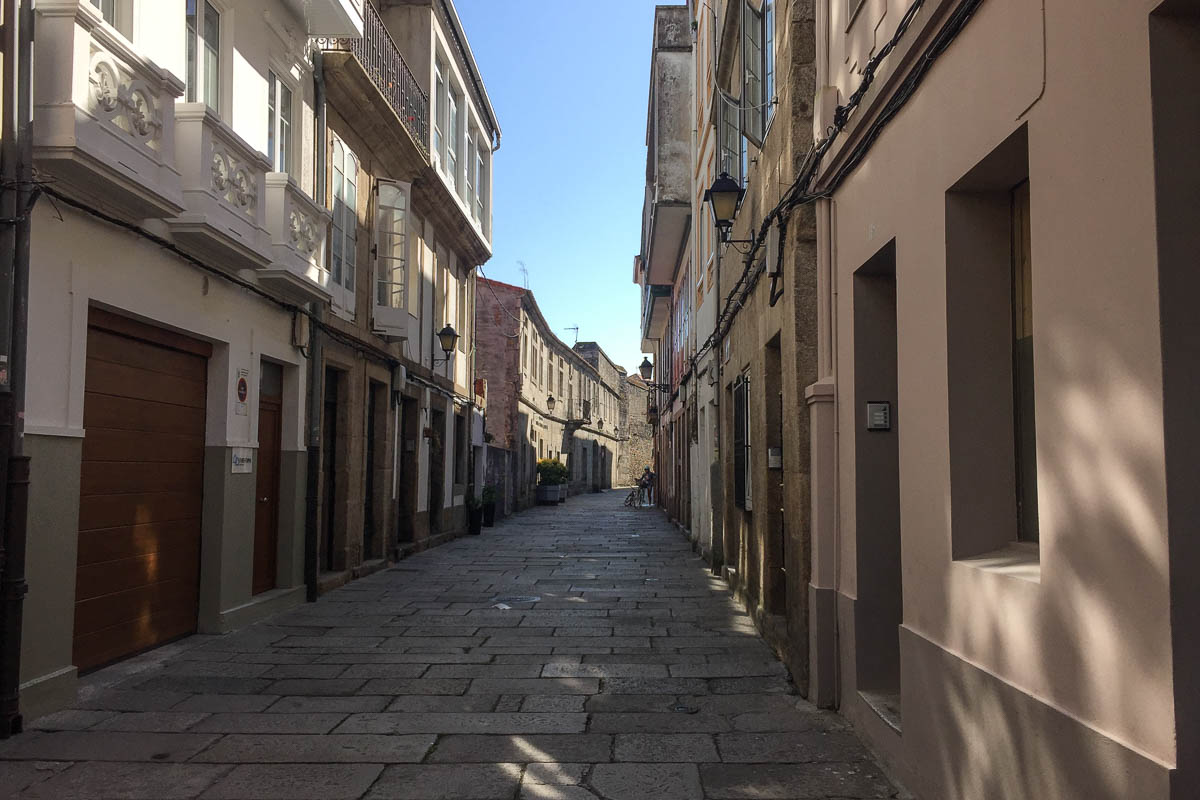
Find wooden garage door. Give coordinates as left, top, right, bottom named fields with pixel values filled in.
left=74, top=309, right=211, bottom=672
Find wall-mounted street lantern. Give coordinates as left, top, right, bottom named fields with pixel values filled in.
left=547, top=395, right=557, bottom=414
left=703, top=171, right=746, bottom=243
left=638, top=357, right=672, bottom=393
left=433, top=325, right=459, bottom=365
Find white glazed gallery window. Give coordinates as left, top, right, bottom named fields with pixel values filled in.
left=447, top=92, right=460, bottom=191
left=457, top=276, right=468, bottom=353
left=91, top=0, right=116, bottom=25
left=433, top=59, right=447, bottom=166
left=373, top=180, right=411, bottom=337
left=742, top=0, right=776, bottom=147
left=267, top=71, right=293, bottom=173
left=466, top=132, right=477, bottom=210
left=330, top=137, right=359, bottom=314
left=185, top=0, right=221, bottom=111
left=474, top=140, right=486, bottom=223
left=718, top=91, right=743, bottom=185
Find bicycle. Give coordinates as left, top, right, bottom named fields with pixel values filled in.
left=624, top=488, right=639, bottom=507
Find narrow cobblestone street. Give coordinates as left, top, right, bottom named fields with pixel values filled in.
left=0, top=493, right=897, bottom=799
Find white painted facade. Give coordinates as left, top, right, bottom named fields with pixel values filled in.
left=16, top=0, right=503, bottom=722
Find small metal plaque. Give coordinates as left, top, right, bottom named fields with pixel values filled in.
left=767, top=447, right=783, bottom=469
left=866, top=402, right=891, bottom=432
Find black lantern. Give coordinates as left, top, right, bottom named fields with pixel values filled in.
left=547, top=395, right=556, bottom=414
left=638, top=358, right=671, bottom=392
left=434, top=325, right=459, bottom=364
left=703, top=172, right=745, bottom=240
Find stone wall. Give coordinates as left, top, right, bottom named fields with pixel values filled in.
left=621, top=377, right=655, bottom=487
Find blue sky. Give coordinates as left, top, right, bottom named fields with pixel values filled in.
left=456, top=0, right=665, bottom=375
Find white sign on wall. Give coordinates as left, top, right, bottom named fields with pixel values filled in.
left=231, top=447, right=254, bottom=474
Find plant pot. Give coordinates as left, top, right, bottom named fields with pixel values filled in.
left=536, top=484, right=561, bottom=505
left=482, top=502, right=496, bottom=527
left=468, top=506, right=484, bottom=535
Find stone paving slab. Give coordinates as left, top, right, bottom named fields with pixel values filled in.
left=4, top=491, right=900, bottom=799
left=20, top=762, right=233, bottom=800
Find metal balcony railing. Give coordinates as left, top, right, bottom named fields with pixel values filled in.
left=314, top=0, right=429, bottom=156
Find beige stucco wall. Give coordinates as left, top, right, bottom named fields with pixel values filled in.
left=814, top=0, right=1177, bottom=793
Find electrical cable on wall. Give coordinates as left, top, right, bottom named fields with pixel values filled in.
left=39, top=184, right=481, bottom=407
left=694, top=0, right=984, bottom=364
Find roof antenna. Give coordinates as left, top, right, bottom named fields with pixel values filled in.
left=517, top=260, right=529, bottom=289
left=564, top=326, right=579, bottom=345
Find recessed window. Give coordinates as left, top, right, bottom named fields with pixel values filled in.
left=1011, top=180, right=1038, bottom=542
left=946, top=126, right=1036, bottom=559
left=267, top=71, right=293, bottom=173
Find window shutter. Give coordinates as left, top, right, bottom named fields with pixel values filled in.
left=733, top=377, right=747, bottom=508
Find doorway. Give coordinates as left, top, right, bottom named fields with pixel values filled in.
left=322, top=366, right=342, bottom=572
left=364, top=381, right=384, bottom=560
left=397, top=396, right=419, bottom=543
left=253, top=362, right=283, bottom=595
left=853, top=240, right=903, bottom=729
left=429, top=407, right=446, bottom=535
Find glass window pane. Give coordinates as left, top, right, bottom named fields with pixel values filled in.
left=344, top=157, right=357, bottom=290
left=203, top=2, right=220, bottom=111
left=92, top=0, right=117, bottom=26
left=279, top=83, right=292, bottom=172
left=186, top=2, right=198, bottom=103
left=267, top=72, right=277, bottom=170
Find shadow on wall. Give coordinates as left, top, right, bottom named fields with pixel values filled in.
left=928, top=320, right=1172, bottom=798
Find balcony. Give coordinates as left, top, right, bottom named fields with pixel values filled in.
left=34, top=1, right=185, bottom=220
left=315, top=0, right=429, bottom=172
left=641, top=284, right=671, bottom=352
left=640, top=5, right=692, bottom=286
left=259, top=174, right=333, bottom=304
left=283, top=0, right=364, bottom=37
left=166, top=104, right=272, bottom=271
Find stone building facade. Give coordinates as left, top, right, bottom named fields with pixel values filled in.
left=474, top=279, right=624, bottom=514
left=637, top=1, right=1196, bottom=798
left=317, top=0, right=498, bottom=579
left=637, top=0, right=817, bottom=691
left=805, top=1, right=1194, bottom=797
left=620, top=376, right=655, bottom=487
left=12, top=0, right=497, bottom=724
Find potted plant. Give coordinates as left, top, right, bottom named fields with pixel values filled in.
left=465, top=493, right=484, bottom=535
left=536, top=459, right=568, bottom=505
left=481, top=484, right=498, bottom=527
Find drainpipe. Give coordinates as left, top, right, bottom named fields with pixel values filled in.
left=0, top=0, right=34, bottom=738
left=304, top=49, right=328, bottom=603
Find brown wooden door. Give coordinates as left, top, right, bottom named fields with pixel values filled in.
left=253, top=397, right=282, bottom=595
left=75, top=309, right=210, bottom=672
